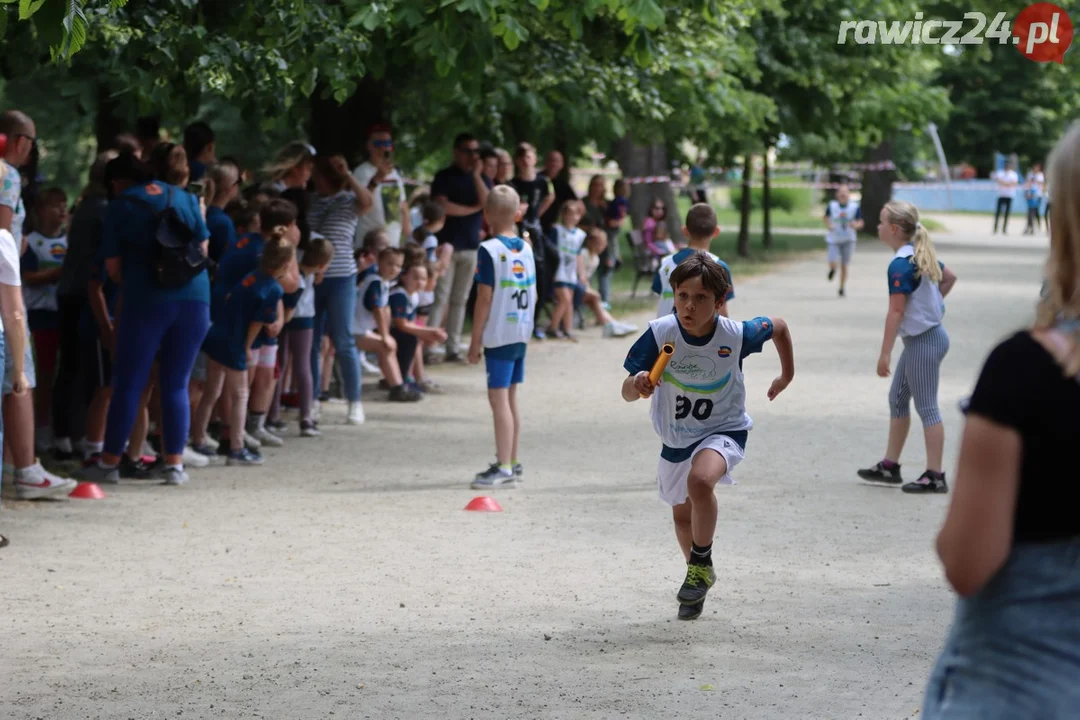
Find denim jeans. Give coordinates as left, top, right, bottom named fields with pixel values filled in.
left=312, top=274, right=361, bottom=403
left=922, top=539, right=1080, bottom=719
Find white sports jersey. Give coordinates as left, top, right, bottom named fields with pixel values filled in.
left=894, top=244, right=945, bottom=338
left=480, top=237, right=536, bottom=349
left=647, top=313, right=752, bottom=449
left=655, top=250, right=719, bottom=318
left=23, top=231, right=67, bottom=312
left=552, top=225, right=586, bottom=285
left=826, top=200, right=859, bottom=244
left=354, top=271, right=389, bottom=335
left=294, top=272, right=316, bottom=320
left=389, top=285, right=419, bottom=319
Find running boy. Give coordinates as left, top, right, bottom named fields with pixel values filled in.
left=468, top=185, right=536, bottom=488
left=857, top=200, right=957, bottom=494
left=622, top=253, right=794, bottom=620
left=653, top=203, right=734, bottom=318
left=824, top=184, right=863, bottom=297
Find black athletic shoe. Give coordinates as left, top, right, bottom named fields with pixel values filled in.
left=119, top=454, right=154, bottom=480
left=838, top=288, right=845, bottom=297
left=678, top=600, right=705, bottom=621
left=389, top=385, right=423, bottom=402
left=827, top=268, right=836, bottom=281
left=266, top=419, right=288, bottom=434
left=677, top=564, right=716, bottom=605
left=857, top=461, right=903, bottom=486
left=902, top=471, right=949, bottom=494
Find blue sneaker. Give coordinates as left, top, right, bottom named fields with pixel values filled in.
left=227, top=448, right=264, bottom=467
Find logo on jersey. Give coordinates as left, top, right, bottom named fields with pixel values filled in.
left=48, top=243, right=66, bottom=259
left=511, top=259, right=527, bottom=280
left=717, top=346, right=732, bottom=358
left=669, top=354, right=717, bottom=381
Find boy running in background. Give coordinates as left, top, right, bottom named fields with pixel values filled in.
left=623, top=254, right=794, bottom=620
left=824, top=184, right=863, bottom=297
left=653, top=203, right=734, bottom=318
left=468, top=185, right=536, bottom=489
left=21, top=187, right=68, bottom=453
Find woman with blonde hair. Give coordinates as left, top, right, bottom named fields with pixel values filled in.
left=857, top=199, right=957, bottom=494
left=919, top=123, right=1080, bottom=717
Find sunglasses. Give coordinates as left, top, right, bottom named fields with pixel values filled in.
left=458, top=146, right=481, bottom=155
left=371, top=139, right=394, bottom=149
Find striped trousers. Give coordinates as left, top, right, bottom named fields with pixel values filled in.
left=890, top=324, right=949, bottom=427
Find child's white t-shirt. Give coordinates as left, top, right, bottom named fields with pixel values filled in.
left=23, top=231, right=68, bottom=312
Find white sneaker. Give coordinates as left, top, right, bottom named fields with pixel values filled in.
left=311, top=403, right=321, bottom=422
left=360, top=353, right=382, bottom=376
left=250, top=427, right=284, bottom=448
left=243, top=431, right=262, bottom=450
left=182, top=445, right=210, bottom=468
left=201, top=435, right=220, bottom=452
left=14, top=462, right=77, bottom=500
left=603, top=321, right=638, bottom=338
left=347, top=401, right=366, bottom=425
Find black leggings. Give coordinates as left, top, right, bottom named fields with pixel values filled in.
left=53, top=294, right=88, bottom=441
left=993, top=197, right=1012, bottom=233
left=1026, top=205, right=1041, bottom=233
left=391, top=327, right=419, bottom=381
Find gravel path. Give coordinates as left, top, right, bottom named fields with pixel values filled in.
left=0, top=226, right=1047, bottom=719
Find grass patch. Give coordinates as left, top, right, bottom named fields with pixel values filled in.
left=607, top=231, right=827, bottom=317
left=920, top=217, right=946, bottom=232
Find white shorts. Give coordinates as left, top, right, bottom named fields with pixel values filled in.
left=827, top=241, right=854, bottom=265
left=655, top=434, right=746, bottom=507
left=254, top=345, right=277, bottom=369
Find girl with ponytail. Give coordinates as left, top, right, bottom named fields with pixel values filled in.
left=857, top=199, right=957, bottom=494
left=920, top=121, right=1080, bottom=718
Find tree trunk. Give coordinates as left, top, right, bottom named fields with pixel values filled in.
left=762, top=146, right=772, bottom=250
left=737, top=154, right=752, bottom=258
left=614, top=136, right=680, bottom=240
left=309, top=76, right=388, bottom=166
left=860, top=140, right=896, bottom=237
left=94, top=83, right=127, bottom=153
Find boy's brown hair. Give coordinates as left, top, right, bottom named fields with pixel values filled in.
left=260, top=198, right=297, bottom=233
left=378, top=246, right=405, bottom=264
left=302, top=237, right=334, bottom=269
left=401, top=241, right=427, bottom=271
left=669, top=252, right=731, bottom=301
left=260, top=235, right=296, bottom=273
left=685, top=203, right=718, bottom=239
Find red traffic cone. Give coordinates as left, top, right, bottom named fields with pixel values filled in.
left=464, top=496, right=502, bottom=512
left=69, top=482, right=106, bottom=500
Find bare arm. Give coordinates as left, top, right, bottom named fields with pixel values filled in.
left=106, top=257, right=123, bottom=285
left=940, top=266, right=958, bottom=298
left=770, top=317, right=795, bottom=381
left=0, top=283, right=27, bottom=389
left=23, top=267, right=62, bottom=286
left=577, top=252, right=588, bottom=287
left=0, top=206, right=12, bottom=233
left=473, top=166, right=490, bottom=208
left=375, top=304, right=392, bottom=342
left=392, top=315, right=445, bottom=342
left=936, top=415, right=1020, bottom=596
left=880, top=294, right=907, bottom=360
left=87, top=278, right=113, bottom=346
left=245, top=322, right=263, bottom=354
left=346, top=175, right=374, bottom=216
left=470, top=284, right=494, bottom=351
left=400, top=200, right=412, bottom=239
left=266, top=300, right=285, bottom=337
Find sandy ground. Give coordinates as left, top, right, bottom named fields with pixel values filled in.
left=0, top=219, right=1048, bottom=720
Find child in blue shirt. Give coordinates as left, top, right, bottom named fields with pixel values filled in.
left=191, top=235, right=294, bottom=466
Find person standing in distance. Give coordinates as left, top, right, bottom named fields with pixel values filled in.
left=824, top=184, right=863, bottom=297
left=352, top=123, right=411, bottom=249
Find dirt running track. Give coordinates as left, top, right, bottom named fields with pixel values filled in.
left=0, top=222, right=1047, bottom=719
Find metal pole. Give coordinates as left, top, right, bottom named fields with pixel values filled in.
left=927, top=122, right=952, bottom=210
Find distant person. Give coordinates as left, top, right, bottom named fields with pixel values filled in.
left=858, top=201, right=958, bottom=494
left=1023, top=163, right=1045, bottom=235
left=136, top=116, right=162, bottom=158
left=824, top=184, right=864, bottom=297
left=539, top=150, right=577, bottom=232
left=920, top=122, right=1080, bottom=719
left=352, top=123, right=411, bottom=248
left=183, top=121, right=216, bottom=183
left=510, top=142, right=553, bottom=340
left=992, top=160, right=1019, bottom=235
left=654, top=203, right=735, bottom=318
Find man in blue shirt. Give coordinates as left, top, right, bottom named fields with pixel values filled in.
left=427, top=133, right=493, bottom=362
left=183, top=121, right=216, bottom=184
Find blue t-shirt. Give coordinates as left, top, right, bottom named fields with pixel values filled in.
left=887, top=257, right=945, bottom=295
left=606, top=196, right=629, bottom=222
left=476, top=235, right=528, bottom=360
left=205, top=206, right=237, bottom=263
left=389, top=289, right=417, bottom=321
left=623, top=315, right=773, bottom=375
left=431, top=165, right=492, bottom=251
left=101, top=181, right=210, bottom=306
left=189, top=160, right=208, bottom=183
left=650, top=248, right=736, bottom=302
left=212, top=232, right=265, bottom=322
left=203, top=270, right=283, bottom=371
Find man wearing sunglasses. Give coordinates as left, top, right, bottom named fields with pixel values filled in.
left=428, top=132, right=492, bottom=362
left=352, top=123, right=411, bottom=250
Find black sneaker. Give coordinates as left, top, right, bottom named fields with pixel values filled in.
left=678, top=600, right=705, bottom=621
left=677, top=563, right=716, bottom=605
left=119, top=454, right=154, bottom=480
left=389, top=385, right=423, bottom=402
left=266, top=419, right=288, bottom=434
left=838, top=287, right=845, bottom=297
left=902, top=471, right=949, bottom=494
left=857, top=461, right=903, bottom=486
left=827, top=268, right=836, bottom=281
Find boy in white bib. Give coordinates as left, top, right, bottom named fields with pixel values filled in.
left=653, top=203, right=734, bottom=318
left=468, top=185, right=537, bottom=489
left=622, top=253, right=795, bottom=620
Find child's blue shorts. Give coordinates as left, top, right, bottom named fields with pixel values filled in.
left=484, top=344, right=526, bottom=389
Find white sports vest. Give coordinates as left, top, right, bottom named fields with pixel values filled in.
left=553, top=225, right=586, bottom=285
left=389, top=286, right=419, bottom=319
left=354, top=272, right=389, bottom=335
left=23, top=231, right=67, bottom=312
left=894, top=245, right=945, bottom=338
left=655, top=250, right=719, bottom=318
left=826, top=200, right=859, bottom=244
left=648, top=313, right=752, bottom=449
left=480, top=237, right=536, bottom=349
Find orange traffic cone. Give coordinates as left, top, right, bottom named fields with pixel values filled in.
left=69, top=482, right=106, bottom=500
left=464, top=496, right=502, bottom=512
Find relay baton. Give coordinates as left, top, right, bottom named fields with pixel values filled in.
left=642, top=343, right=675, bottom=398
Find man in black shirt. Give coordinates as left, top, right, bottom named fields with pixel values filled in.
left=510, top=143, right=553, bottom=339
left=539, top=150, right=576, bottom=233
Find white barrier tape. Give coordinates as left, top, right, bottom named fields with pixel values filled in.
left=624, top=175, right=671, bottom=184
